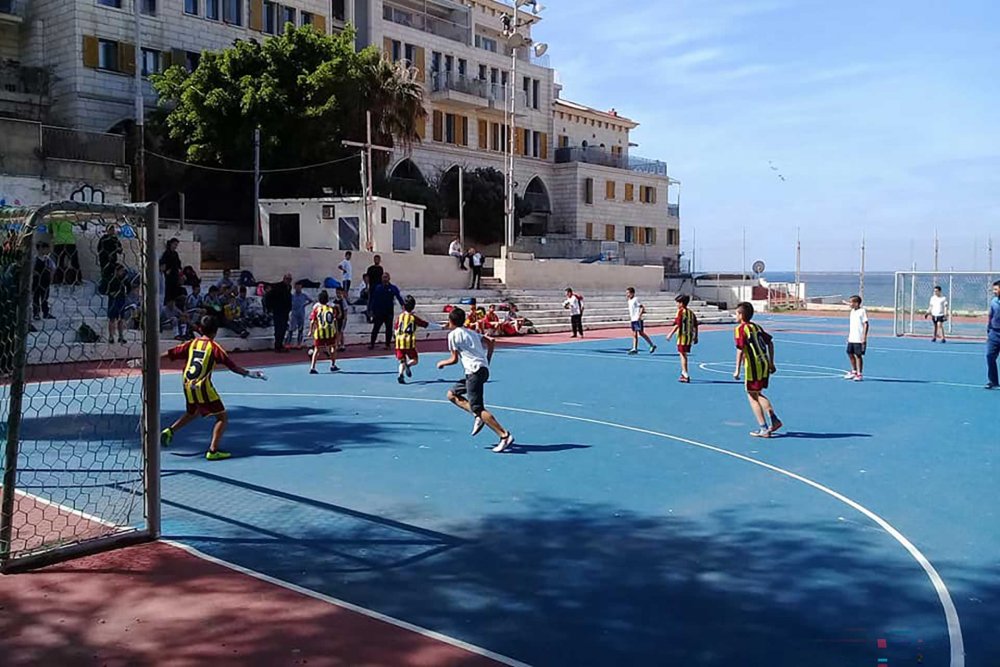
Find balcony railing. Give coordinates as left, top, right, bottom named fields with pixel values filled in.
left=383, top=1, right=469, bottom=44
left=41, top=125, right=125, bottom=165
left=430, top=71, right=527, bottom=108
left=629, top=155, right=668, bottom=176
left=555, top=146, right=628, bottom=169
left=0, top=62, right=49, bottom=97
left=667, top=203, right=680, bottom=217
left=0, top=0, right=23, bottom=17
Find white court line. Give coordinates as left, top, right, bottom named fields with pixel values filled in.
left=698, top=362, right=842, bottom=380
left=775, top=337, right=981, bottom=356
left=161, top=541, right=531, bottom=667
left=13, top=489, right=120, bottom=528
left=177, top=390, right=964, bottom=667
left=511, top=348, right=679, bottom=365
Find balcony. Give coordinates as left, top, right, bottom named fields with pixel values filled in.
left=629, top=155, right=668, bottom=177
left=0, top=62, right=50, bottom=119
left=0, top=0, right=24, bottom=22
left=383, top=0, right=470, bottom=44
left=41, top=125, right=125, bottom=165
left=430, top=71, right=526, bottom=112
left=555, top=145, right=628, bottom=170
left=667, top=203, right=680, bottom=218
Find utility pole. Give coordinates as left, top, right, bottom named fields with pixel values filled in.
left=343, top=110, right=393, bottom=252
left=458, top=166, right=465, bottom=250
left=252, top=127, right=261, bottom=245
left=933, top=229, right=939, bottom=272
left=506, top=30, right=517, bottom=252
left=133, top=0, right=145, bottom=201
left=859, top=232, right=866, bottom=299
left=795, top=226, right=801, bottom=305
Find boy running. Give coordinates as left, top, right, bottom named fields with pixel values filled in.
left=309, top=290, right=340, bottom=374
left=437, top=307, right=515, bottom=453
left=161, top=316, right=266, bottom=460
left=395, top=295, right=431, bottom=383
left=845, top=294, right=869, bottom=381
left=926, top=285, right=949, bottom=343
left=666, top=294, right=699, bottom=382
left=733, top=302, right=782, bottom=438
left=626, top=287, right=656, bottom=354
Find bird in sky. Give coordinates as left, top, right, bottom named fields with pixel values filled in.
left=768, top=160, right=787, bottom=182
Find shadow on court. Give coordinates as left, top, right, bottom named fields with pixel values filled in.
left=775, top=431, right=873, bottom=440
left=500, top=443, right=591, bottom=454
left=166, top=500, right=995, bottom=666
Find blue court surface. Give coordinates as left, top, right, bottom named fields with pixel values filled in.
left=21, top=314, right=997, bottom=665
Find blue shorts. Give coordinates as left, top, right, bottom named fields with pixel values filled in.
left=108, top=296, right=127, bottom=320
left=631, top=320, right=644, bottom=333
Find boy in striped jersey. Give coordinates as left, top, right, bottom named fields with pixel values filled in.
left=309, top=290, right=341, bottom=374
left=666, top=294, right=698, bottom=382
left=395, top=295, right=431, bottom=384
left=160, top=316, right=266, bottom=460
left=732, top=302, right=783, bottom=437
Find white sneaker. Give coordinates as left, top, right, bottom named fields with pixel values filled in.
left=471, top=417, right=485, bottom=436
left=843, top=371, right=856, bottom=379
left=854, top=374, right=863, bottom=382
left=492, top=433, right=515, bottom=453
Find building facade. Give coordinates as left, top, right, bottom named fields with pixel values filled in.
left=2, top=0, right=680, bottom=268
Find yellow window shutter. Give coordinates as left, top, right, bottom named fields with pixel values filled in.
left=625, top=183, right=634, bottom=201
left=313, top=14, right=327, bottom=34
left=432, top=110, right=443, bottom=142
left=651, top=187, right=657, bottom=204
left=82, top=35, right=99, bottom=69
left=638, top=227, right=646, bottom=244
left=639, top=185, right=646, bottom=203
left=478, top=119, right=488, bottom=149
left=649, top=228, right=657, bottom=245
left=540, top=132, right=548, bottom=160
left=415, top=115, right=426, bottom=141
left=383, top=37, right=393, bottom=60
left=249, top=0, right=263, bottom=31
left=460, top=116, right=468, bottom=146
left=514, top=127, right=523, bottom=156
left=605, top=224, right=615, bottom=241
left=414, top=46, right=425, bottom=83
left=585, top=222, right=593, bottom=240
left=119, top=42, right=136, bottom=74
left=605, top=180, right=615, bottom=200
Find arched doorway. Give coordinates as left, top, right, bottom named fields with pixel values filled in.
left=520, top=176, right=551, bottom=237
left=389, top=158, right=427, bottom=185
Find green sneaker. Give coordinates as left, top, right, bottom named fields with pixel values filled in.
left=160, top=428, right=173, bottom=448
left=205, top=450, right=232, bottom=461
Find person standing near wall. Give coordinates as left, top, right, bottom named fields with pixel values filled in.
left=50, top=217, right=82, bottom=286
left=369, top=272, right=405, bottom=350
left=469, top=248, right=484, bottom=289
left=986, top=281, right=1000, bottom=389
left=365, top=255, right=385, bottom=322
left=96, top=223, right=122, bottom=295
left=563, top=287, right=584, bottom=337
left=338, top=251, right=353, bottom=297
left=265, top=273, right=293, bottom=353
left=159, top=237, right=184, bottom=305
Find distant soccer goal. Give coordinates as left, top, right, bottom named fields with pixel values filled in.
left=893, top=271, right=995, bottom=339
left=0, top=201, right=160, bottom=572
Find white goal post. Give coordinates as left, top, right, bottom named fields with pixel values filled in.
left=894, top=271, right=995, bottom=339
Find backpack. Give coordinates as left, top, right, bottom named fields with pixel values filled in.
left=239, top=270, right=256, bottom=287
left=691, top=312, right=700, bottom=344
left=323, top=277, right=342, bottom=289
left=77, top=323, right=100, bottom=343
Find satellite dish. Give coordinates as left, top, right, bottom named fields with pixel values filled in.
left=752, top=260, right=766, bottom=275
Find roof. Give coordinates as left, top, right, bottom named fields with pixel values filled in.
left=554, top=99, right=639, bottom=128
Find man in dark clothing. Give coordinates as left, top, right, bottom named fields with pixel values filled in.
left=469, top=248, right=484, bottom=290
left=32, top=242, right=56, bottom=320
left=265, top=273, right=293, bottom=352
left=364, top=255, right=384, bottom=322
left=97, top=224, right=122, bottom=295
left=369, top=273, right=405, bottom=350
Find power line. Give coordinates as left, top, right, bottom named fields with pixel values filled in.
left=146, top=149, right=360, bottom=174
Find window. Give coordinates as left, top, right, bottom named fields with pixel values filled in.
left=522, top=128, right=530, bottom=156
left=558, top=134, right=569, bottom=148
left=624, top=226, right=636, bottom=243
left=532, top=79, right=540, bottom=109
left=98, top=39, right=119, bottom=71
left=97, top=0, right=121, bottom=7
left=475, top=34, right=497, bottom=52
left=491, top=122, right=500, bottom=151
left=263, top=0, right=276, bottom=33
left=282, top=5, right=296, bottom=28
left=206, top=0, right=219, bottom=19
left=501, top=70, right=508, bottom=86
left=532, top=130, right=541, bottom=158
left=478, top=64, right=487, bottom=80
left=404, top=43, right=415, bottom=64
left=624, top=183, right=634, bottom=202
left=445, top=55, right=453, bottom=72
left=301, top=11, right=313, bottom=26
left=667, top=229, right=679, bottom=246
left=605, top=224, right=615, bottom=241
left=584, top=177, right=594, bottom=205
left=184, top=0, right=198, bottom=15
left=223, top=0, right=240, bottom=24
left=141, top=48, right=161, bottom=76
left=522, top=76, right=530, bottom=105
left=322, top=205, right=336, bottom=219
left=185, top=50, right=201, bottom=72
left=490, top=67, right=498, bottom=84
left=141, top=0, right=156, bottom=15
left=431, top=51, right=441, bottom=73
left=415, top=212, right=421, bottom=229
left=640, top=185, right=657, bottom=204
left=585, top=223, right=593, bottom=240
left=445, top=113, right=456, bottom=144
left=332, top=0, right=345, bottom=20
left=458, top=58, right=467, bottom=77
left=646, top=228, right=657, bottom=245
left=381, top=207, right=387, bottom=225
left=605, top=180, right=616, bottom=200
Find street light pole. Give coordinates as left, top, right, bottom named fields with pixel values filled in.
left=133, top=0, right=145, bottom=201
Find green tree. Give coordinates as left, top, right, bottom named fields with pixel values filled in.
left=439, top=167, right=531, bottom=245
left=151, top=25, right=425, bottom=197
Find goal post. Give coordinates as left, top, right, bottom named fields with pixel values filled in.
left=0, top=200, right=160, bottom=572
left=894, top=270, right=994, bottom=339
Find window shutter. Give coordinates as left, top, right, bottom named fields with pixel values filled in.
left=415, top=115, right=426, bottom=141
left=383, top=37, right=393, bottom=60
left=313, top=14, right=327, bottom=34
left=648, top=228, right=657, bottom=245
left=514, top=127, right=523, bottom=156
left=605, top=224, right=615, bottom=241
left=432, top=110, right=443, bottom=142
left=584, top=177, right=593, bottom=204
left=540, top=132, right=548, bottom=160
left=605, top=180, right=615, bottom=200
left=249, top=0, right=263, bottom=31
left=414, top=46, right=425, bottom=82
left=478, top=119, right=488, bottom=149
left=82, top=35, right=99, bottom=68
left=460, top=116, right=469, bottom=146
left=119, top=42, right=136, bottom=74
left=585, top=222, right=593, bottom=240
left=651, top=187, right=657, bottom=204
left=625, top=183, right=634, bottom=202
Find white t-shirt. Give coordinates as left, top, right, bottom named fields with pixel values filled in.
left=628, top=297, right=643, bottom=322
left=564, top=295, right=582, bottom=316
left=448, top=327, right=489, bottom=374
left=848, top=307, right=869, bottom=343
left=929, top=294, right=948, bottom=317
left=471, top=252, right=484, bottom=267
left=338, top=259, right=352, bottom=282
left=449, top=240, right=462, bottom=256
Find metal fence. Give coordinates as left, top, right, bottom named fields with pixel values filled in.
left=41, top=125, right=125, bottom=165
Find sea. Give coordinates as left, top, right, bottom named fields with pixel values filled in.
left=761, top=271, right=895, bottom=308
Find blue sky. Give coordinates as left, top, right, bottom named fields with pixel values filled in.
left=533, top=0, right=1000, bottom=271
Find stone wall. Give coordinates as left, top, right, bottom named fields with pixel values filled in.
left=493, top=257, right=663, bottom=292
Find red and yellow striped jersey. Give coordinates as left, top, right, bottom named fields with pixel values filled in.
left=674, top=307, right=698, bottom=346
left=167, top=337, right=238, bottom=405
left=395, top=311, right=429, bottom=350
left=734, top=322, right=773, bottom=383
left=310, top=304, right=339, bottom=341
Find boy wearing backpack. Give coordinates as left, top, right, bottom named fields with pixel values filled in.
left=666, top=294, right=699, bottom=382
left=732, top=302, right=783, bottom=437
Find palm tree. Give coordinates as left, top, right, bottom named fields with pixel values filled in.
left=350, top=48, right=426, bottom=154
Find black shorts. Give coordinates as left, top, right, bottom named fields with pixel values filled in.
left=932, top=315, right=947, bottom=324
left=451, top=366, right=489, bottom=415
left=847, top=342, right=866, bottom=357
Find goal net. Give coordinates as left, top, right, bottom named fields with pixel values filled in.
left=894, top=271, right=994, bottom=339
left=0, top=201, right=160, bottom=572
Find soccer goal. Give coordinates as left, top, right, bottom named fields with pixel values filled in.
left=894, top=271, right=994, bottom=339
left=0, top=200, right=160, bottom=572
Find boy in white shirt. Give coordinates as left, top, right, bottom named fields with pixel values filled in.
left=926, top=285, right=949, bottom=343
left=338, top=251, right=353, bottom=297
left=563, top=287, right=585, bottom=337
left=845, top=294, right=869, bottom=381
left=437, top=307, right=515, bottom=453
left=626, top=287, right=656, bottom=355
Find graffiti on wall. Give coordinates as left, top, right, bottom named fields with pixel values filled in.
left=70, top=184, right=106, bottom=204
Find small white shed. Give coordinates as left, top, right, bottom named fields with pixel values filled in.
left=258, top=196, right=427, bottom=255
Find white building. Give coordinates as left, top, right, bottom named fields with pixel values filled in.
left=258, top=195, right=426, bottom=254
